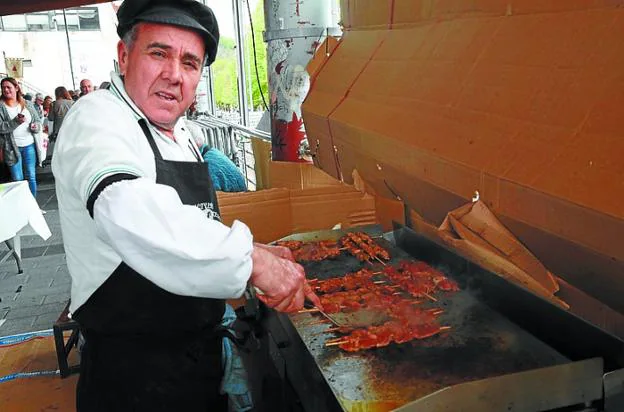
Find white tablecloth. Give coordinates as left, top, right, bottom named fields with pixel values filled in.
left=0, top=181, right=51, bottom=242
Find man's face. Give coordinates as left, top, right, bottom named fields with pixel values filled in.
left=117, top=23, right=204, bottom=131
left=80, top=80, right=93, bottom=95
left=35, top=97, right=43, bottom=106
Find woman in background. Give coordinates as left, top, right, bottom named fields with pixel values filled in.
left=47, top=86, right=74, bottom=160
left=0, top=77, right=42, bottom=196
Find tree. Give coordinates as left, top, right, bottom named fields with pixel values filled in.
left=211, top=1, right=268, bottom=111
left=212, top=37, right=238, bottom=109
left=244, top=1, right=268, bottom=111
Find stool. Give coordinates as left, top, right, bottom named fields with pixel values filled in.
left=53, top=301, right=81, bottom=378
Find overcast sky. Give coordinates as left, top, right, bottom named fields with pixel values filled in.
left=206, top=0, right=260, bottom=39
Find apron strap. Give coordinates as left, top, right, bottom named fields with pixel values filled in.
left=138, top=118, right=163, bottom=161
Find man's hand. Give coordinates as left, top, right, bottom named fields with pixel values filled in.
left=253, top=242, right=295, bottom=261
left=251, top=246, right=322, bottom=312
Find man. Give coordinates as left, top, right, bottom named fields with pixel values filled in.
left=52, top=0, right=320, bottom=410
left=79, top=78, right=93, bottom=97
left=34, top=93, right=44, bottom=118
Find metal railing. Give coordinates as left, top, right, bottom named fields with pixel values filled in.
left=190, top=116, right=271, bottom=191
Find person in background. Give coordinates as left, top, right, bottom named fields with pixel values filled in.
left=98, top=81, right=111, bottom=90
left=23, top=93, right=33, bottom=102
left=42, top=96, right=52, bottom=114
left=42, top=96, right=53, bottom=135
left=0, top=77, right=42, bottom=197
left=186, top=96, right=199, bottom=120
left=34, top=93, right=44, bottom=118
left=47, top=86, right=74, bottom=162
left=52, top=0, right=321, bottom=410
left=79, top=79, right=94, bottom=97
left=48, top=86, right=74, bottom=141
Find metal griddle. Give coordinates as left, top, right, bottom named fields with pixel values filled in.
left=260, top=224, right=624, bottom=411
left=286, top=227, right=567, bottom=409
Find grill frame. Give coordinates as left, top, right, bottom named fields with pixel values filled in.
left=257, top=224, right=624, bottom=411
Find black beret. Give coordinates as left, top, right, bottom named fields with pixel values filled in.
left=117, top=0, right=219, bottom=66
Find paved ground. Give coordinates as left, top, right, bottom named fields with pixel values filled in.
left=0, top=167, right=70, bottom=337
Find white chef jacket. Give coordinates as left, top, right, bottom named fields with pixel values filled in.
left=52, top=72, right=253, bottom=313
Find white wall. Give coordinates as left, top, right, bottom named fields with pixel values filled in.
left=0, top=3, right=119, bottom=96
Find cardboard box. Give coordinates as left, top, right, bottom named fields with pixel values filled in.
left=302, top=2, right=624, bottom=312
left=269, top=160, right=343, bottom=189
left=218, top=162, right=403, bottom=244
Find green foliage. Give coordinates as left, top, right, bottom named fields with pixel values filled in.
left=212, top=38, right=238, bottom=109
left=244, top=1, right=268, bottom=110
left=211, top=2, right=268, bottom=110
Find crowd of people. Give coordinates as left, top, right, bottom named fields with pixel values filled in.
left=0, top=77, right=99, bottom=204
left=0, top=72, right=247, bottom=203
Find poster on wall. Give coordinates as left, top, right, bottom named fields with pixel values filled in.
left=4, top=58, right=23, bottom=78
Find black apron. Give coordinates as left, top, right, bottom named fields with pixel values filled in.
left=74, top=119, right=227, bottom=412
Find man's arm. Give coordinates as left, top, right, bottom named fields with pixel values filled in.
left=94, top=180, right=321, bottom=309
left=93, top=178, right=253, bottom=299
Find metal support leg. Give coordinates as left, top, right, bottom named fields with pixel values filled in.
left=4, top=237, right=23, bottom=274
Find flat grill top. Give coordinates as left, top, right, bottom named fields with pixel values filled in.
left=287, top=229, right=569, bottom=408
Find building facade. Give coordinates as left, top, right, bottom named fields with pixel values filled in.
left=0, top=3, right=120, bottom=96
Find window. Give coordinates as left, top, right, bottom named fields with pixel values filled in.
left=77, top=8, right=100, bottom=30
left=55, top=8, right=100, bottom=31
left=0, top=7, right=100, bottom=32
left=26, top=13, right=52, bottom=31
left=55, top=10, right=79, bottom=31
left=2, top=15, right=27, bottom=31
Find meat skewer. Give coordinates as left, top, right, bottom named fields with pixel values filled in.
left=353, top=232, right=391, bottom=261
left=275, top=239, right=342, bottom=262
left=312, top=269, right=381, bottom=293
left=340, top=238, right=371, bottom=262
left=319, top=285, right=418, bottom=313
left=343, top=232, right=391, bottom=262
left=325, top=324, right=452, bottom=351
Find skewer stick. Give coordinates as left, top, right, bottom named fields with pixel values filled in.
left=427, top=308, right=444, bottom=315
left=298, top=308, right=321, bottom=313
left=325, top=341, right=346, bottom=347
left=325, top=327, right=343, bottom=333
left=439, top=326, right=452, bottom=332
left=423, top=292, right=438, bottom=302
left=373, top=255, right=387, bottom=266
left=308, top=321, right=332, bottom=326
left=373, top=280, right=387, bottom=284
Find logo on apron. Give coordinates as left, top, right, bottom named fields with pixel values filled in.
left=196, top=201, right=221, bottom=221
